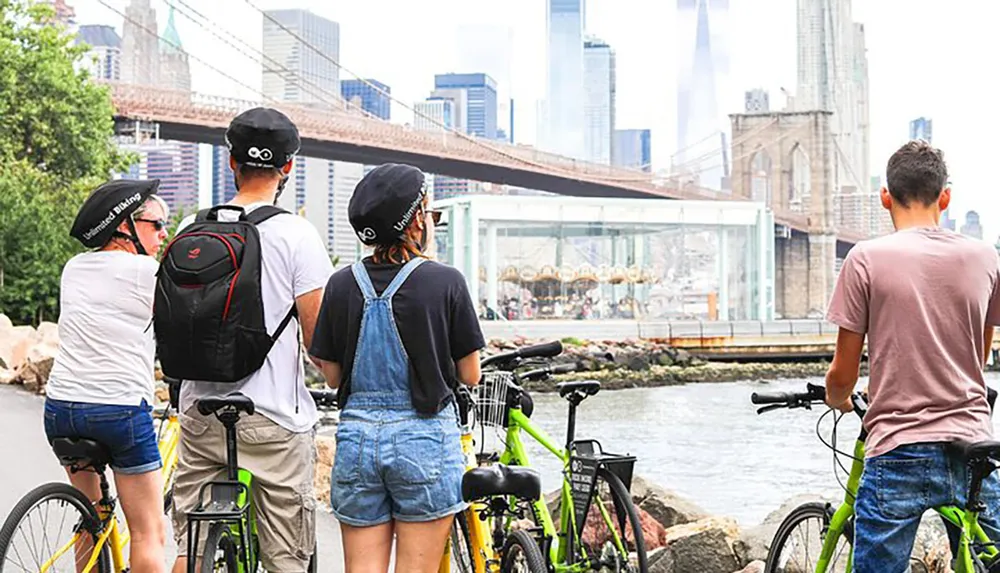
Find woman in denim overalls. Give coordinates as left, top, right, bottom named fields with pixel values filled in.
left=310, top=163, right=484, bottom=572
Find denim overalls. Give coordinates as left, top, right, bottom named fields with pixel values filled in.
left=330, top=257, right=466, bottom=526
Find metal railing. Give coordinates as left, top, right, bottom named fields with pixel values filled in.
left=479, top=319, right=840, bottom=343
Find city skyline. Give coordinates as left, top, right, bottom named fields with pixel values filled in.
left=68, top=0, right=1000, bottom=242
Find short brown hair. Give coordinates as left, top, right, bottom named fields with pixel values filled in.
left=885, top=140, right=948, bottom=208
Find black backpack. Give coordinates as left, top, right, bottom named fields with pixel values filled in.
left=153, top=205, right=297, bottom=383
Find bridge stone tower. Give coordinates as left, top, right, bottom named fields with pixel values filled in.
left=729, top=110, right=837, bottom=319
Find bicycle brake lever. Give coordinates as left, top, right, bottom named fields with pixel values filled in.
left=756, top=404, right=785, bottom=415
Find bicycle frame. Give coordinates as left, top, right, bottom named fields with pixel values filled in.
left=39, top=405, right=181, bottom=573
left=439, top=430, right=496, bottom=573
left=815, top=438, right=1000, bottom=572
left=498, top=408, right=631, bottom=573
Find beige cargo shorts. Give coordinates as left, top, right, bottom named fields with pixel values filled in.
left=170, top=406, right=317, bottom=573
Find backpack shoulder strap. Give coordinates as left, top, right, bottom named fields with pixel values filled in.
left=193, top=208, right=214, bottom=223
left=246, top=205, right=289, bottom=226
left=270, top=304, right=299, bottom=343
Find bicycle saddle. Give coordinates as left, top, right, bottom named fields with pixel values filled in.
left=949, top=440, right=1000, bottom=463
left=51, top=437, right=112, bottom=469
left=557, top=380, right=601, bottom=400
left=196, top=392, right=256, bottom=417
left=461, top=464, right=541, bottom=503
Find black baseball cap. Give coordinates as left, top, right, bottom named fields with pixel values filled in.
left=225, top=107, right=301, bottom=169
left=70, top=179, right=161, bottom=248
left=348, top=163, right=428, bottom=246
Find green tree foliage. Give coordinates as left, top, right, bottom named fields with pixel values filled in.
left=0, top=0, right=134, bottom=324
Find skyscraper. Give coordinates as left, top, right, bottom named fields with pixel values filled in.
left=262, top=9, right=340, bottom=106
left=121, top=0, right=159, bottom=86
left=744, top=88, right=770, bottom=112
left=261, top=9, right=359, bottom=257
left=76, top=25, right=121, bottom=81
left=961, top=211, right=983, bottom=240
left=910, top=117, right=933, bottom=142
left=211, top=146, right=237, bottom=205
left=675, top=0, right=730, bottom=190
left=340, top=79, right=391, bottom=120
left=434, top=73, right=498, bottom=139
left=44, top=0, right=76, bottom=28
left=159, top=7, right=190, bottom=91
left=543, top=0, right=586, bottom=159
left=454, top=24, right=514, bottom=140
left=795, top=0, right=871, bottom=234
left=613, top=129, right=652, bottom=171
left=414, top=98, right=457, bottom=132
left=124, top=141, right=199, bottom=215
left=583, top=37, right=615, bottom=165
left=119, top=5, right=198, bottom=215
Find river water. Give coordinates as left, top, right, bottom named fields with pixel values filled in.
left=508, top=372, right=1000, bottom=527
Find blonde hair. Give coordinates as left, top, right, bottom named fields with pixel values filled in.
left=134, top=194, right=170, bottom=221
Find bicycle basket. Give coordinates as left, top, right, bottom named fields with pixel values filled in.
left=474, top=370, right=513, bottom=430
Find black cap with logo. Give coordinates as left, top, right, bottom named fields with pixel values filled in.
left=70, top=179, right=160, bottom=249
left=225, top=107, right=301, bottom=169
left=348, top=163, right=428, bottom=246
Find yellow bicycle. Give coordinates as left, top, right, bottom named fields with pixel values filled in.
left=441, top=385, right=497, bottom=573
left=0, top=387, right=181, bottom=573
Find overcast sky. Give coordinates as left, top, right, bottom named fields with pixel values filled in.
left=72, top=0, right=1000, bottom=243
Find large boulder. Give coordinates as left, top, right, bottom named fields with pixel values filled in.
left=580, top=498, right=667, bottom=551
left=631, top=475, right=709, bottom=529
left=650, top=517, right=741, bottom=573
left=36, top=322, right=59, bottom=346
left=15, top=343, right=58, bottom=394
left=733, top=494, right=836, bottom=566
left=733, top=561, right=765, bottom=573
left=314, top=435, right=336, bottom=505
left=1, top=324, right=38, bottom=371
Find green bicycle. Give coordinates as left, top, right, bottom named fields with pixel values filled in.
left=187, top=389, right=337, bottom=573
left=751, top=382, right=1000, bottom=573
left=460, top=340, right=649, bottom=573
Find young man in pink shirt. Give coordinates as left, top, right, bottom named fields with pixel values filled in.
left=825, top=140, right=1000, bottom=571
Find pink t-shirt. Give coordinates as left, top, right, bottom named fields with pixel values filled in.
left=827, top=226, right=1000, bottom=458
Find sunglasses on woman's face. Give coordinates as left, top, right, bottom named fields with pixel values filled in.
left=136, top=218, right=168, bottom=231
left=426, top=210, right=443, bottom=227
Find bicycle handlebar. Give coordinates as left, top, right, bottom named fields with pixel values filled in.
left=519, top=362, right=577, bottom=382
left=309, top=389, right=338, bottom=411
left=481, top=340, right=564, bottom=369
left=750, top=382, right=827, bottom=413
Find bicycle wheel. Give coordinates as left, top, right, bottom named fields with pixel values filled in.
left=500, top=529, right=546, bottom=573
left=0, top=482, right=112, bottom=573
left=200, top=523, right=240, bottom=573
left=765, top=502, right=853, bottom=573
left=578, top=468, right=649, bottom=572
left=449, top=510, right=475, bottom=573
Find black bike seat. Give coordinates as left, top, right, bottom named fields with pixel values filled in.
left=557, top=380, right=601, bottom=400
left=950, top=440, right=1000, bottom=462
left=196, top=393, right=255, bottom=417
left=51, top=437, right=112, bottom=469
left=461, top=464, right=541, bottom=502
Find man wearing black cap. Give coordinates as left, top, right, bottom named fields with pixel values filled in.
left=168, top=108, right=332, bottom=573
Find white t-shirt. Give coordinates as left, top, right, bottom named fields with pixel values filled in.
left=178, top=202, right=334, bottom=433
left=47, top=251, right=159, bottom=406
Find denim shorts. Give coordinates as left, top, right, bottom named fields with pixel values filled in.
left=43, top=398, right=163, bottom=475
left=330, top=405, right=467, bottom=527
left=854, top=441, right=1000, bottom=572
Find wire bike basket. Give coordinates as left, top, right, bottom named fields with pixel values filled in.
left=468, top=370, right=516, bottom=457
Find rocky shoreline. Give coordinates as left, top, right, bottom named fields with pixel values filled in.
left=484, top=337, right=863, bottom=393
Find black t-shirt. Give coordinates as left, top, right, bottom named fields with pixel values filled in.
left=309, top=257, right=485, bottom=414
